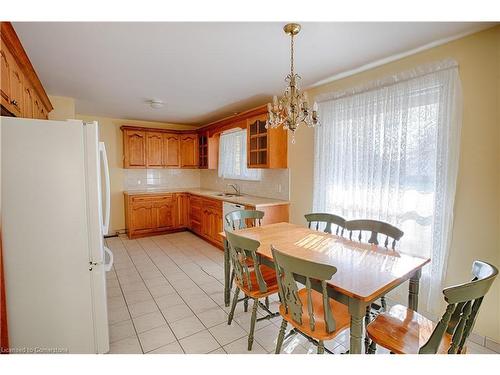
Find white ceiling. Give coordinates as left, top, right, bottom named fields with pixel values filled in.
left=13, top=22, right=492, bottom=125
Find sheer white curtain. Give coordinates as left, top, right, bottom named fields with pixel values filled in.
left=218, top=129, right=261, bottom=181
left=313, top=59, right=462, bottom=317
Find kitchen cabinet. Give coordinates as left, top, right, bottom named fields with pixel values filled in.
left=0, top=22, right=52, bottom=118
left=201, top=197, right=223, bottom=247
left=124, top=191, right=289, bottom=245
left=146, top=131, right=164, bottom=168
left=176, top=193, right=190, bottom=228
left=123, top=129, right=147, bottom=168
left=180, top=134, right=198, bottom=168
left=121, top=127, right=200, bottom=169
left=125, top=194, right=177, bottom=238
left=163, top=133, right=180, bottom=167
left=247, top=113, right=288, bottom=168
left=189, top=195, right=202, bottom=235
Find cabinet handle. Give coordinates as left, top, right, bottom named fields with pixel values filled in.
left=10, top=99, right=18, bottom=106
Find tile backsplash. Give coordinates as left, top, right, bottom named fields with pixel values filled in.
left=200, top=169, right=290, bottom=201
left=124, top=169, right=201, bottom=190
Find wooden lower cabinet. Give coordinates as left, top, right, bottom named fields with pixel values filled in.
left=176, top=193, right=190, bottom=228
left=125, top=194, right=177, bottom=238
left=200, top=198, right=223, bottom=247
left=125, top=192, right=289, bottom=248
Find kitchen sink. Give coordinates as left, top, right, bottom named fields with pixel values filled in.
left=214, top=193, right=241, bottom=197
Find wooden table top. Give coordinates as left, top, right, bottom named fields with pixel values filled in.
left=221, top=223, right=430, bottom=302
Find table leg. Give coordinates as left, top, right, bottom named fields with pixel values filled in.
left=408, top=269, right=421, bottom=311
left=348, top=299, right=365, bottom=354
left=223, top=238, right=230, bottom=307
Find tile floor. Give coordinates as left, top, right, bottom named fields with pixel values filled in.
left=105, top=232, right=497, bottom=354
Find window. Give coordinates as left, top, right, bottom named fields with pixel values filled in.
left=218, top=129, right=261, bottom=181
left=313, top=59, right=462, bottom=318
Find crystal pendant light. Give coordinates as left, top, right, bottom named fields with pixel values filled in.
left=266, top=23, right=319, bottom=144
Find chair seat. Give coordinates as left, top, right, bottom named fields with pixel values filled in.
left=279, top=288, right=350, bottom=341
left=235, top=264, right=279, bottom=298
left=366, top=304, right=454, bottom=354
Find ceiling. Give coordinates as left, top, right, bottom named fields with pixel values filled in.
left=13, top=22, right=492, bottom=125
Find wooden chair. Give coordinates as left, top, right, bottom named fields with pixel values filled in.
left=304, top=213, right=346, bottom=236
left=225, top=230, right=280, bottom=351
left=345, top=219, right=404, bottom=311
left=225, top=209, right=264, bottom=230
left=271, top=245, right=351, bottom=354
left=225, top=210, right=265, bottom=311
left=366, top=260, right=498, bottom=354
left=344, top=219, right=404, bottom=352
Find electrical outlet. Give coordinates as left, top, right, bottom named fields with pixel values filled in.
left=277, top=184, right=282, bottom=193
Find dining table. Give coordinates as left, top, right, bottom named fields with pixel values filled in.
left=219, top=222, right=430, bottom=354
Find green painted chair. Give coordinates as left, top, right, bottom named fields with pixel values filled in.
left=366, top=260, right=498, bottom=354
left=225, top=230, right=280, bottom=351
left=225, top=209, right=264, bottom=230
left=304, top=213, right=346, bottom=236
left=225, top=209, right=266, bottom=312
left=271, top=245, right=351, bottom=354
left=344, top=219, right=404, bottom=352
left=345, top=219, right=404, bottom=310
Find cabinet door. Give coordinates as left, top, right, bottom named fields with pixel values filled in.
left=146, top=131, right=164, bottom=168
left=155, top=200, right=175, bottom=231
left=247, top=115, right=268, bottom=168
left=180, top=134, right=198, bottom=168
left=0, top=45, right=11, bottom=111
left=210, top=207, right=223, bottom=245
left=6, top=50, right=23, bottom=117
left=163, top=133, right=180, bottom=167
left=176, top=194, right=189, bottom=228
left=124, top=130, right=147, bottom=168
left=23, top=84, right=35, bottom=118
left=130, top=202, right=154, bottom=233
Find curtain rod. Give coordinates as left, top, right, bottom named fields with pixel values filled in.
left=316, top=59, right=458, bottom=103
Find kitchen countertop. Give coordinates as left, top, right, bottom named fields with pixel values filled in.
left=123, top=188, right=290, bottom=208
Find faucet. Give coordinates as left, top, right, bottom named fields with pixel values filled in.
left=227, top=183, right=241, bottom=196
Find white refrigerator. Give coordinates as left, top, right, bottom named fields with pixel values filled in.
left=1, top=117, right=112, bottom=353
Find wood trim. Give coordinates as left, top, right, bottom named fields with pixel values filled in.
left=120, top=104, right=268, bottom=138
left=0, top=22, right=53, bottom=112
left=0, top=224, right=8, bottom=353
left=120, top=125, right=199, bottom=134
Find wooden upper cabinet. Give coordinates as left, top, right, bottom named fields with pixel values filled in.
left=163, top=133, right=180, bottom=167
left=247, top=113, right=287, bottom=168
left=123, top=129, right=147, bottom=168
left=180, top=134, right=198, bottom=168
left=8, top=55, right=24, bottom=117
left=23, top=84, right=34, bottom=118
left=0, top=46, right=11, bottom=111
left=146, top=131, right=164, bottom=168
left=0, top=22, right=52, bottom=118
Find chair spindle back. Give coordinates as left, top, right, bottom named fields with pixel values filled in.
left=225, top=230, right=268, bottom=294
left=271, top=245, right=338, bottom=333
left=225, top=210, right=264, bottom=230
left=419, top=260, right=498, bottom=354
left=345, top=219, right=403, bottom=249
left=304, top=213, right=346, bottom=236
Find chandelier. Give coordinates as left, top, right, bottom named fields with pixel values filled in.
left=266, top=23, right=319, bottom=143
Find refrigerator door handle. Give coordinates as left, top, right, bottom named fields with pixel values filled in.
left=99, top=142, right=111, bottom=236
left=103, top=246, right=114, bottom=272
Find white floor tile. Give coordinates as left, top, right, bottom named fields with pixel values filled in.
left=128, top=300, right=159, bottom=318
left=179, top=330, right=220, bottom=354
left=147, top=341, right=185, bottom=354
left=109, top=320, right=136, bottom=343
left=138, top=325, right=177, bottom=353
left=169, top=315, right=205, bottom=339
left=133, top=311, right=167, bottom=333
left=208, top=321, right=247, bottom=346
left=196, top=307, right=228, bottom=328
left=109, top=336, right=143, bottom=354
left=161, top=304, right=194, bottom=323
